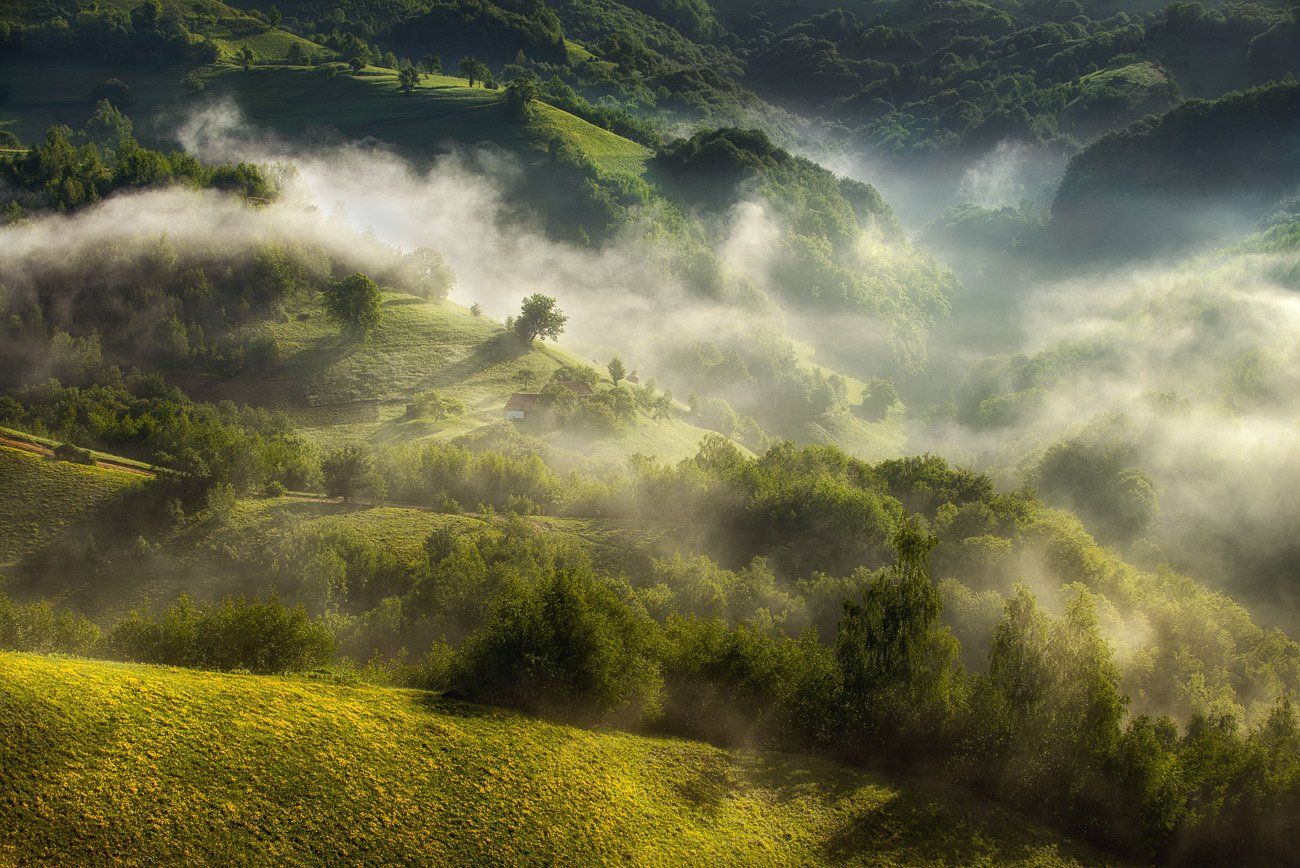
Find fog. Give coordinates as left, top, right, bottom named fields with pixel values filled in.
left=8, top=98, right=1300, bottom=635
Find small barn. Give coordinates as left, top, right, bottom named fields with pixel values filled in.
left=505, top=393, right=540, bottom=421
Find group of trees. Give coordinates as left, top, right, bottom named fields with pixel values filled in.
left=1, top=113, right=274, bottom=214
left=420, top=509, right=1300, bottom=863
left=0, top=377, right=319, bottom=494
left=0, top=0, right=220, bottom=67
left=0, top=589, right=332, bottom=675
left=733, top=0, right=1287, bottom=159
left=4, top=419, right=1298, bottom=861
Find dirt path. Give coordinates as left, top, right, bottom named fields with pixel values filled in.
left=0, top=435, right=156, bottom=478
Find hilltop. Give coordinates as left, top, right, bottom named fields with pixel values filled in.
left=0, top=652, right=1108, bottom=866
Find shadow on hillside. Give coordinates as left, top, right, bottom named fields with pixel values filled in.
left=420, top=332, right=529, bottom=393
left=414, top=692, right=500, bottom=720
left=813, top=781, right=1067, bottom=865
left=282, top=335, right=361, bottom=384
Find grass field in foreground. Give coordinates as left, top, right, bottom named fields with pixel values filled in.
left=0, top=652, right=1111, bottom=866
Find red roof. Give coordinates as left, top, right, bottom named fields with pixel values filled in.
left=505, top=393, right=541, bottom=411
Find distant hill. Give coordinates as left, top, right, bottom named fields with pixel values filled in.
left=0, top=652, right=1109, bottom=866
left=1049, top=81, right=1300, bottom=260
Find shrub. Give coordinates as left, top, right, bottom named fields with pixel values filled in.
left=0, top=593, right=100, bottom=654
left=52, top=441, right=95, bottom=464
left=453, top=567, right=663, bottom=723
left=108, top=594, right=335, bottom=674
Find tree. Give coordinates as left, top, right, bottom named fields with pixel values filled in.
left=607, top=355, right=626, bottom=384
left=83, top=100, right=133, bottom=151
left=858, top=376, right=900, bottom=421
left=388, top=246, right=454, bottom=299
left=457, top=56, right=490, bottom=87
left=398, top=65, right=419, bottom=93
left=420, top=54, right=442, bottom=74
left=266, top=4, right=282, bottom=25
left=453, top=565, right=664, bottom=723
left=505, top=72, right=538, bottom=120
left=131, top=0, right=162, bottom=32
left=837, top=517, right=942, bottom=694
left=237, top=45, right=255, bottom=70
left=513, top=294, right=567, bottom=343
left=324, top=272, right=383, bottom=339
left=321, top=443, right=378, bottom=501
left=653, top=390, right=675, bottom=420
left=285, top=42, right=306, bottom=65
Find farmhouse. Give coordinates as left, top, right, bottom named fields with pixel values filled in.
left=505, top=393, right=541, bottom=421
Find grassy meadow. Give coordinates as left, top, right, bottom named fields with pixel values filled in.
left=0, top=652, right=1111, bottom=866
left=0, top=446, right=143, bottom=567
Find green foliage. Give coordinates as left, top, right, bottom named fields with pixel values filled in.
left=52, top=441, right=95, bottom=465
left=857, top=377, right=899, bottom=421
left=379, top=440, right=562, bottom=512
left=1051, top=81, right=1300, bottom=258
left=0, top=592, right=100, bottom=655
left=321, top=443, right=382, bottom=501
left=1033, top=439, right=1159, bottom=543
left=0, top=1, right=221, bottom=67
left=512, top=292, right=567, bottom=342
left=454, top=564, right=663, bottom=723
left=386, top=246, right=455, bottom=300
left=397, top=64, right=419, bottom=92
left=456, top=56, right=492, bottom=88
left=0, top=119, right=274, bottom=214
left=324, top=272, right=383, bottom=339
left=504, top=70, right=538, bottom=119
left=0, top=379, right=318, bottom=492
left=606, top=355, right=626, bottom=384
left=108, top=593, right=335, bottom=674
left=404, top=389, right=464, bottom=421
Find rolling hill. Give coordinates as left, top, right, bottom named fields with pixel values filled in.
left=1049, top=80, right=1300, bottom=260
left=0, top=651, right=1111, bottom=866
left=0, top=443, right=145, bottom=568
left=0, top=57, right=650, bottom=178
left=188, top=289, right=731, bottom=463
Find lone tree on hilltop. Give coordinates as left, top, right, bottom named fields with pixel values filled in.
left=325, top=272, right=383, bottom=340
left=513, top=294, right=566, bottom=343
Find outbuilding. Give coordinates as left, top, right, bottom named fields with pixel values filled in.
left=505, top=393, right=540, bottom=421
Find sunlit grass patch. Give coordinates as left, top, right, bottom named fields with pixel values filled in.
left=0, top=652, right=1110, bottom=866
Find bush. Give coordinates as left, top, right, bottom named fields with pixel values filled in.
left=52, top=441, right=95, bottom=464
left=108, top=594, right=335, bottom=674
left=453, top=567, right=663, bottom=723
left=0, top=593, right=100, bottom=654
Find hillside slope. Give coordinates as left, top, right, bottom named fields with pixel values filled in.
left=0, top=445, right=144, bottom=567
left=0, top=58, right=649, bottom=178
left=0, top=652, right=1110, bottom=865
left=191, top=290, right=727, bottom=462
left=1049, top=81, right=1300, bottom=259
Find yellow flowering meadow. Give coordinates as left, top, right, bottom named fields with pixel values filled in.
left=0, top=653, right=1112, bottom=866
